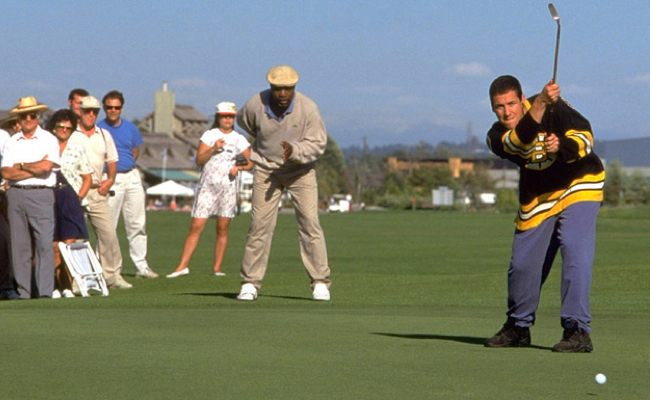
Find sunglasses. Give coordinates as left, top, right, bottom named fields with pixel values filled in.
left=104, top=105, right=122, bottom=111
left=19, top=112, right=40, bottom=120
left=82, top=108, right=99, bottom=115
left=55, top=124, right=74, bottom=131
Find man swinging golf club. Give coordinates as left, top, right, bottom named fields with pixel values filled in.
left=484, top=75, right=605, bottom=352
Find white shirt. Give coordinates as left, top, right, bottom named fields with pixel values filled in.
left=0, top=129, right=9, bottom=185
left=69, top=126, right=119, bottom=186
left=1, top=126, right=60, bottom=187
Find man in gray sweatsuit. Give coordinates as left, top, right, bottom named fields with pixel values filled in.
left=236, top=65, right=331, bottom=301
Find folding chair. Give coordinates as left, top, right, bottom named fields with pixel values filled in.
left=58, top=241, right=109, bottom=297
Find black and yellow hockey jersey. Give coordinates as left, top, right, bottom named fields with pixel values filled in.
left=486, top=96, right=605, bottom=230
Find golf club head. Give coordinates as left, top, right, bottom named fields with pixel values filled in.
left=548, top=3, right=560, bottom=22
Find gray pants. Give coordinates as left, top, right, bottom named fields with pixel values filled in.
left=507, top=202, right=599, bottom=333
left=241, top=167, right=330, bottom=289
left=0, top=205, right=14, bottom=291
left=7, top=187, right=55, bottom=299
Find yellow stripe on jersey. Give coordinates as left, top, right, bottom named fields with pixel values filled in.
left=515, top=171, right=606, bottom=230
left=565, top=130, right=594, bottom=160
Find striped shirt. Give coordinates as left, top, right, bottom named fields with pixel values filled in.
left=486, top=96, right=605, bottom=230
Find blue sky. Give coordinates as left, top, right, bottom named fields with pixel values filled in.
left=2, top=0, right=648, bottom=148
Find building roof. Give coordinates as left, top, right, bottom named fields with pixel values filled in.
left=137, top=132, right=197, bottom=171
left=174, top=104, right=210, bottom=122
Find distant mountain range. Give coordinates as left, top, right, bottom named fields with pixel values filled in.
left=341, top=132, right=650, bottom=169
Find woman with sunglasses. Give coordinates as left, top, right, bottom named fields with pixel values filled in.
left=46, top=109, right=94, bottom=298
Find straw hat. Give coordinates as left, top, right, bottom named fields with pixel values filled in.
left=266, top=65, right=299, bottom=86
left=215, top=101, right=237, bottom=115
left=0, top=114, right=18, bottom=130
left=9, top=96, right=49, bottom=115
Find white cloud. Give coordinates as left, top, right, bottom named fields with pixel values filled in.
left=625, top=73, right=650, bottom=84
left=449, top=62, right=491, bottom=77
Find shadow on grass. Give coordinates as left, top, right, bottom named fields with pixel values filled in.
left=174, top=292, right=312, bottom=301
left=372, top=332, right=552, bottom=350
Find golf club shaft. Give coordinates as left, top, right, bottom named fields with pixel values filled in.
left=549, top=3, right=561, bottom=83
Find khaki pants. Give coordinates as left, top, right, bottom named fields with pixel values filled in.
left=86, top=188, right=123, bottom=285
left=241, top=167, right=330, bottom=289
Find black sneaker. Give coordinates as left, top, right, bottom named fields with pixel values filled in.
left=552, top=324, right=593, bottom=353
left=0, top=289, right=19, bottom=300
left=485, top=319, right=531, bottom=348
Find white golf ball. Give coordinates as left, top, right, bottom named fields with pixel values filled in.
left=595, top=373, right=607, bottom=385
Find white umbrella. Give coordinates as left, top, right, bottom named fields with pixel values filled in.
left=145, top=180, right=194, bottom=197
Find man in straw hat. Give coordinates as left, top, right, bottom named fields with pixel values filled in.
left=68, top=95, right=132, bottom=290
left=1, top=96, right=60, bottom=299
left=235, top=65, right=331, bottom=301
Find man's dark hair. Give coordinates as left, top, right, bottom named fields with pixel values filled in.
left=489, top=75, right=523, bottom=105
left=102, top=90, right=125, bottom=106
left=46, top=109, right=78, bottom=133
left=68, top=88, right=89, bottom=101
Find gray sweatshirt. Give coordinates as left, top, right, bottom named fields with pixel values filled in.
left=237, top=89, right=327, bottom=174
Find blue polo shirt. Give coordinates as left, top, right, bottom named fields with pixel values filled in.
left=98, top=118, right=143, bottom=172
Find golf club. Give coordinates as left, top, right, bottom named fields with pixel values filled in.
left=548, top=3, right=561, bottom=83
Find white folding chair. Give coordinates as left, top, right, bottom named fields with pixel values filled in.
left=58, top=241, right=109, bottom=297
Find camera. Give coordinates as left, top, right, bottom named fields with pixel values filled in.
left=235, top=154, right=248, bottom=166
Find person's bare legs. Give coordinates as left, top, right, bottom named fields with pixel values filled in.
left=170, top=218, right=209, bottom=273
left=53, top=239, right=76, bottom=291
left=213, top=216, right=231, bottom=274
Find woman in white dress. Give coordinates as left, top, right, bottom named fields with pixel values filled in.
left=167, top=102, right=253, bottom=278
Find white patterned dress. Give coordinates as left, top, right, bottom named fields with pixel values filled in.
left=191, top=129, right=250, bottom=219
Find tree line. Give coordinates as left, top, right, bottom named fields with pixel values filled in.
left=315, top=138, right=649, bottom=210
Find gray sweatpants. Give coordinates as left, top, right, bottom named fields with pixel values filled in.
left=507, top=202, right=600, bottom=333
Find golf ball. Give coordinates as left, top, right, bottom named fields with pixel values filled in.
left=595, top=373, right=607, bottom=385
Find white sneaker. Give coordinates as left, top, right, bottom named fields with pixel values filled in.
left=237, top=283, right=258, bottom=301
left=52, top=289, right=61, bottom=299
left=136, top=268, right=159, bottom=279
left=109, top=277, right=133, bottom=290
left=62, top=289, right=76, bottom=298
left=312, top=283, right=330, bottom=301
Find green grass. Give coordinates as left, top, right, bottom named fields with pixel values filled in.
left=1, top=207, right=648, bottom=399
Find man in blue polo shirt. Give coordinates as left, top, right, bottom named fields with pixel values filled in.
left=98, top=90, right=158, bottom=279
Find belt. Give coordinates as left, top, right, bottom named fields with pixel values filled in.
left=12, top=185, right=52, bottom=190
left=117, top=167, right=135, bottom=174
